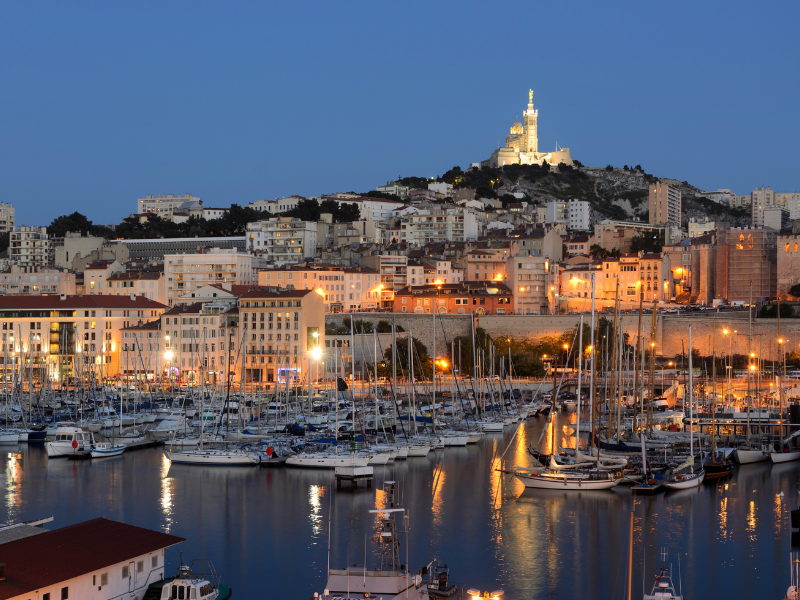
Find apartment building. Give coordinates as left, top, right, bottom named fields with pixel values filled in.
left=160, top=300, right=239, bottom=385
left=0, top=266, right=76, bottom=296
left=545, top=200, right=590, bottom=230
left=361, top=254, right=409, bottom=309
left=238, top=288, right=325, bottom=385
left=0, top=294, right=165, bottom=383
left=751, top=186, right=776, bottom=228
left=137, top=193, right=202, bottom=218
left=10, top=226, right=49, bottom=268
left=83, top=260, right=123, bottom=294
left=0, top=203, right=15, bottom=232
left=393, top=281, right=514, bottom=315
left=763, top=206, right=789, bottom=231
left=466, top=245, right=515, bottom=282
left=164, top=248, right=256, bottom=306
left=258, top=264, right=382, bottom=312
left=107, top=270, right=167, bottom=304
left=648, top=182, right=681, bottom=225
left=698, top=189, right=736, bottom=206
left=400, top=208, right=479, bottom=244
left=407, top=259, right=462, bottom=285
left=509, top=254, right=557, bottom=314
left=565, top=235, right=591, bottom=256
left=246, top=217, right=317, bottom=264
left=560, top=263, right=603, bottom=300
left=544, top=201, right=567, bottom=224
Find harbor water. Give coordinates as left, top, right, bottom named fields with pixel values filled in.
left=1, top=412, right=794, bottom=599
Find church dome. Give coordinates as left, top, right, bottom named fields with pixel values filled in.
left=510, top=119, right=523, bottom=135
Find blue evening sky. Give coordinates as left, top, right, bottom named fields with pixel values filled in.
left=1, top=1, right=798, bottom=225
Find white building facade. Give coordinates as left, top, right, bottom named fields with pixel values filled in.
left=164, top=248, right=255, bottom=306
left=247, top=217, right=317, bottom=264
left=10, top=225, right=49, bottom=268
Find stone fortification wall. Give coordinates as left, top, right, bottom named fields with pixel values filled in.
left=325, top=312, right=795, bottom=361
left=325, top=314, right=472, bottom=359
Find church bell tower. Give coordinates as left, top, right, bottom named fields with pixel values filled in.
left=523, top=89, right=538, bottom=154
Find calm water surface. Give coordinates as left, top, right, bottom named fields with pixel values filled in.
left=1, top=414, right=795, bottom=599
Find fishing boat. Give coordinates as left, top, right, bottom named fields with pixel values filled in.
left=90, top=442, right=126, bottom=458
left=149, top=559, right=231, bottom=600
left=427, top=564, right=458, bottom=599
left=45, top=426, right=95, bottom=458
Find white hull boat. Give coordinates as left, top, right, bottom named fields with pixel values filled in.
left=442, top=434, right=469, bottom=447
left=286, top=453, right=370, bottom=468
left=476, top=421, right=504, bottom=432
left=733, top=447, right=769, bottom=464
left=771, top=451, right=800, bottom=464
left=514, top=470, right=621, bottom=490
left=46, top=427, right=95, bottom=458
left=0, top=431, right=20, bottom=443
left=663, top=469, right=705, bottom=490
left=406, top=445, right=431, bottom=457
left=91, top=443, right=126, bottom=458
left=166, top=449, right=260, bottom=465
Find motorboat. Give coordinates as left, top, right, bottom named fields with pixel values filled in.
left=154, top=559, right=231, bottom=600
left=643, top=554, right=683, bottom=600
left=46, top=426, right=95, bottom=458
left=90, top=442, right=126, bottom=458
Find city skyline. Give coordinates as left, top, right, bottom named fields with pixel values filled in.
left=2, top=1, right=799, bottom=225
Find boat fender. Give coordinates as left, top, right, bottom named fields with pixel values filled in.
left=615, top=472, right=622, bottom=479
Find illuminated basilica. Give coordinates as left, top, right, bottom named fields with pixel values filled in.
left=483, top=89, right=573, bottom=168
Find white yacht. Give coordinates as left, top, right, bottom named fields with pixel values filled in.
left=286, top=452, right=370, bottom=468
left=643, top=556, right=683, bottom=600
left=46, top=426, right=95, bottom=458
left=157, top=560, right=230, bottom=600
left=165, top=448, right=260, bottom=466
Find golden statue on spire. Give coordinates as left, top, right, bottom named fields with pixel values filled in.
left=529, top=88, right=533, bottom=104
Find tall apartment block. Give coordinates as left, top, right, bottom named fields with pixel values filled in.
left=0, top=203, right=15, bottom=232
left=10, top=225, right=49, bottom=269
left=648, top=182, right=681, bottom=225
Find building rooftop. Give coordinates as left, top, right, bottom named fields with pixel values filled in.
left=239, top=288, right=315, bottom=300
left=0, top=295, right=165, bottom=310
left=0, top=518, right=183, bottom=600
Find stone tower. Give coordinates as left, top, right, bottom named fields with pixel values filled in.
left=523, top=89, right=538, bottom=153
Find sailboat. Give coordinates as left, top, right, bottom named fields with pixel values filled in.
left=704, top=319, right=733, bottom=479
left=664, top=326, right=705, bottom=490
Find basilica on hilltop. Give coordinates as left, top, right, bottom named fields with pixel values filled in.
left=482, top=89, right=573, bottom=168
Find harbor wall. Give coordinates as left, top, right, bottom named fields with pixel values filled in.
left=325, top=313, right=797, bottom=361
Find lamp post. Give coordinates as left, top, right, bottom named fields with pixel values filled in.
left=165, top=350, right=174, bottom=396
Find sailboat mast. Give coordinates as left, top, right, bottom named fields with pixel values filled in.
left=688, top=325, right=694, bottom=473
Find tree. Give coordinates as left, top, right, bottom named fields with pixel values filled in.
left=383, top=337, right=431, bottom=379
left=337, top=203, right=361, bottom=223
left=589, top=244, right=621, bottom=260
left=48, top=212, right=112, bottom=238
left=475, top=185, right=497, bottom=199
left=630, top=233, right=664, bottom=253
left=0, top=232, right=8, bottom=253
left=605, top=164, right=614, bottom=171
left=375, top=320, right=392, bottom=333
left=789, top=284, right=800, bottom=298
left=283, top=199, right=322, bottom=221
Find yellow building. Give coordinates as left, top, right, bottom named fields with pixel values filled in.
left=0, top=294, right=166, bottom=384
left=238, top=288, right=324, bottom=385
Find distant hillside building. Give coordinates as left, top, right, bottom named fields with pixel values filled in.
left=483, top=89, right=573, bottom=168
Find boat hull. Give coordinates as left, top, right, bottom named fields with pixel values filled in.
left=515, top=473, right=620, bottom=490
left=166, top=450, right=259, bottom=465
left=770, top=451, right=800, bottom=464
left=285, top=454, right=370, bottom=468
left=664, top=470, right=705, bottom=489
left=733, top=448, right=768, bottom=464
left=91, top=447, right=126, bottom=458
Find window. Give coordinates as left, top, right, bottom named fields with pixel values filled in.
left=137, top=560, right=144, bottom=573
left=61, top=587, right=69, bottom=600
left=43, top=594, right=50, bottom=600
left=122, top=566, right=129, bottom=579
left=101, top=573, right=108, bottom=586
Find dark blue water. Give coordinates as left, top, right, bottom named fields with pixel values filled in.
left=1, top=415, right=794, bottom=599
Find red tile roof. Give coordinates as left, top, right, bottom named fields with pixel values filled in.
left=0, top=295, right=166, bottom=310
left=239, top=288, right=315, bottom=299
left=0, top=518, right=184, bottom=600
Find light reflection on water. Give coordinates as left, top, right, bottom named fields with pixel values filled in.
left=0, top=412, right=797, bottom=599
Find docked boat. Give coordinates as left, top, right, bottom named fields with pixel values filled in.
left=45, top=426, right=95, bottom=458
left=151, top=559, right=231, bottom=600
left=733, top=445, right=769, bottom=464
left=286, top=452, right=370, bottom=468
left=166, top=448, right=260, bottom=465
left=513, top=466, right=621, bottom=490
left=771, top=449, right=800, bottom=464
left=90, top=442, right=126, bottom=458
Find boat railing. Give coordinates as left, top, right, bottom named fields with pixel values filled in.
left=183, top=559, right=221, bottom=590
